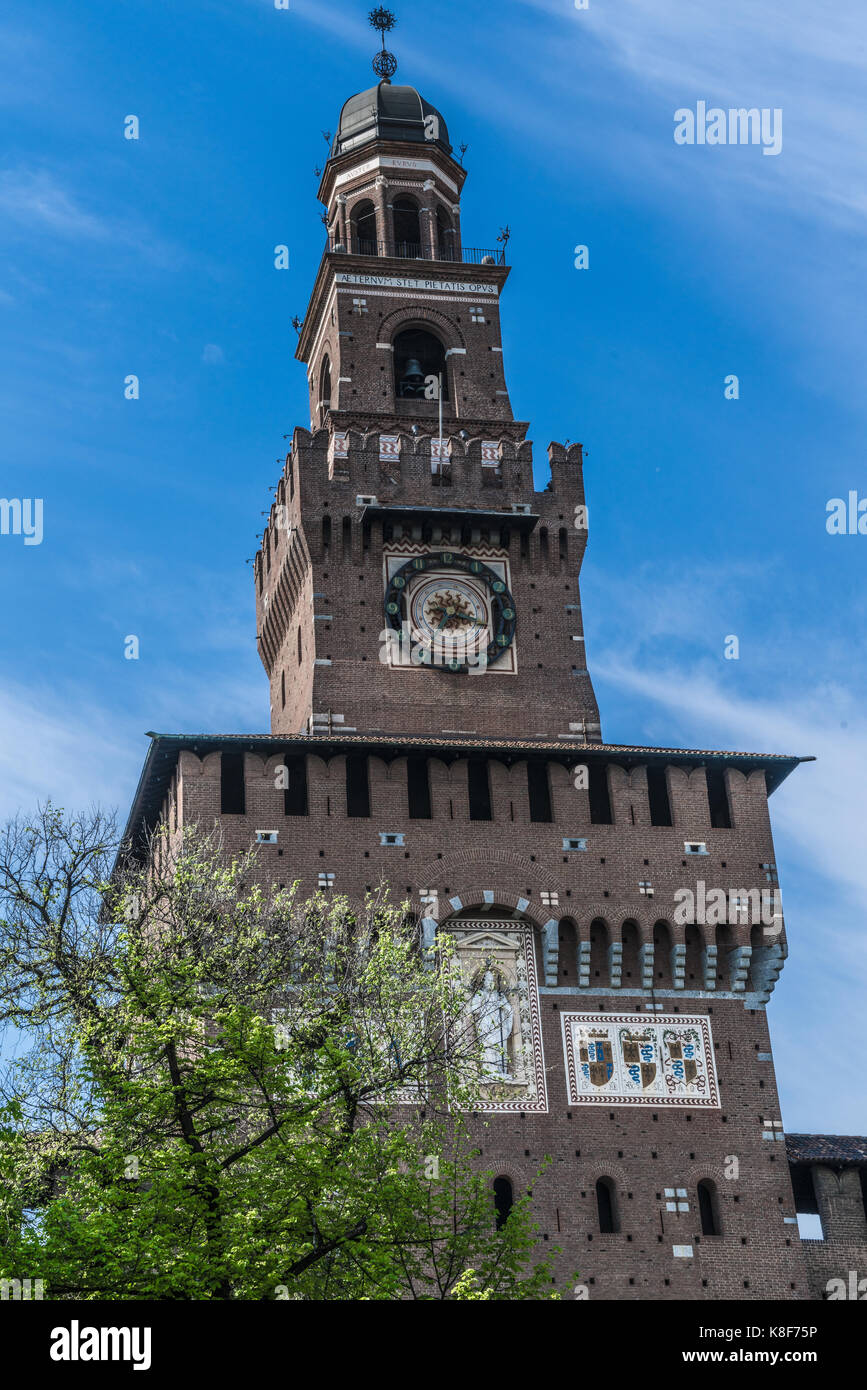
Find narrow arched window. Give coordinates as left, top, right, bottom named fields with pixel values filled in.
left=539, top=526, right=549, bottom=564
left=698, top=1180, right=720, bottom=1235
left=493, top=1176, right=513, bottom=1231
left=281, top=669, right=286, bottom=708
left=297, top=627, right=302, bottom=665
left=319, top=357, right=332, bottom=424
left=322, top=514, right=331, bottom=551
left=596, top=1177, right=618, bottom=1233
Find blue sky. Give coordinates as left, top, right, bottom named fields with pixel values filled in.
left=1, top=0, right=865, bottom=1133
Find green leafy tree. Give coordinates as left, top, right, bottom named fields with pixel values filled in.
left=0, top=806, right=560, bottom=1299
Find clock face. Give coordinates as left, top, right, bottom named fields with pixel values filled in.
left=384, top=551, right=517, bottom=673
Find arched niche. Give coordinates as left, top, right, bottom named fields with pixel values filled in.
left=653, top=919, right=674, bottom=987
left=620, top=918, right=641, bottom=986
left=588, top=916, right=609, bottom=985
left=558, top=916, right=579, bottom=983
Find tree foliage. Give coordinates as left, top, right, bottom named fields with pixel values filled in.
left=0, top=806, right=559, bottom=1299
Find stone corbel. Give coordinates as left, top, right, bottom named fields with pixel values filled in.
left=728, top=944, right=752, bottom=992
left=542, top=918, right=559, bottom=987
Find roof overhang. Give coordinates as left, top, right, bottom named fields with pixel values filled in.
left=117, top=732, right=813, bottom=867
left=358, top=503, right=539, bottom=531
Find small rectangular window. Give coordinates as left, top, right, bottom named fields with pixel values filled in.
left=283, top=756, right=308, bottom=816
left=467, top=758, right=492, bottom=821
left=706, top=765, right=732, bottom=828
left=220, top=750, right=245, bottom=815
left=407, top=757, right=432, bottom=819
left=588, top=764, right=612, bottom=825
left=346, top=755, right=370, bottom=818
left=379, top=831, right=405, bottom=846
left=527, top=761, right=553, bottom=822
left=647, top=765, right=672, bottom=826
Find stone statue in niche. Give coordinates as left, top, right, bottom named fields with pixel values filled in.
left=469, top=966, right=514, bottom=1077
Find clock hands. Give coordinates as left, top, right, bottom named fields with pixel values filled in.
left=427, top=590, right=488, bottom=634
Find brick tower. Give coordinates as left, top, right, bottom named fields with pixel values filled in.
left=124, top=58, right=819, bottom=1299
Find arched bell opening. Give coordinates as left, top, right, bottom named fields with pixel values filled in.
left=393, top=327, right=450, bottom=401
left=392, top=195, right=422, bottom=257
left=436, top=204, right=455, bottom=261
left=349, top=198, right=378, bottom=255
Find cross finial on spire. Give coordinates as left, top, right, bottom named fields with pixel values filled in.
left=369, top=7, right=398, bottom=81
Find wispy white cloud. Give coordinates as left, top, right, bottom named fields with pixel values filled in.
left=596, top=656, right=864, bottom=917
left=0, top=168, right=111, bottom=240
left=517, top=0, right=867, bottom=227
left=0, top=681, right=139, bottom=819
left=0, top=166, right=185, bottom=271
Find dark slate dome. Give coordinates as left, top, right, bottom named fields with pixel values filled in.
left=331, top=81, right=451, bottom=157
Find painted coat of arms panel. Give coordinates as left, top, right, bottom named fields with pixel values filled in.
left=561, top=1012, right=720, bottom=1108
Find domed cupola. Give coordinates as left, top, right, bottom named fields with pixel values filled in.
left=332, top=81, right=451, bottom=157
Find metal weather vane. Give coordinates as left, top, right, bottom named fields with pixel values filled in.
left=369, top=7, right=398, bottom=81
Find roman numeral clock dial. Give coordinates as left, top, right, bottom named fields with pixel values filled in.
left=384, top=552, right=517, bottom=673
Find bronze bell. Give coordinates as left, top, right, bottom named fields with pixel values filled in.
left=399, top=357, right=426, bottom=397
